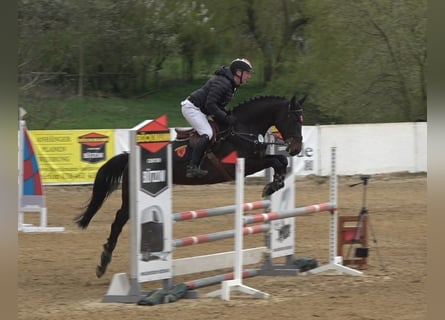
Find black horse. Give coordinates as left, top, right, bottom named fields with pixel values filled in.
left=75, top=95, right=306, bottom=278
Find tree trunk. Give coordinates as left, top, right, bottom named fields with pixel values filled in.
left=78, top=40, right=84, bottom=97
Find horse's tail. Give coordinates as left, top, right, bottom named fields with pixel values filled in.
left=75, top=152, right=129, bottom=229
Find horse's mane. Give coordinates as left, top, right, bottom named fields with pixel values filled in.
left=232, top=95, right=288, bottom=111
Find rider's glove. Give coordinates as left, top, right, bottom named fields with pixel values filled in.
left=225, top=115, right=236, bottom=126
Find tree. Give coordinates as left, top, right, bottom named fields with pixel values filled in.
left=172, top=1, right=220, bottom=81
left=352, top=0, right=427, bottom=121
left=18, top=0, right=74, bottom=93
left=18, top=0, right=427, bottom=123
left=296, top=0, right=427, bottom=123
left=204, top=0, right=308, bottom=84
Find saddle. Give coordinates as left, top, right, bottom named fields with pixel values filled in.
left=174, top=121, right=232, bottom=180
left=174, top=120, right=219, bottom=148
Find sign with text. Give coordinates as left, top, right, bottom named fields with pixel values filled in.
left=267, top=126, right=318, bottom=175
left=268, top=153, right=295, bottom=259
left=28, top=129, right=115, bottom=184
left=129, top=116, right=172, bottom=283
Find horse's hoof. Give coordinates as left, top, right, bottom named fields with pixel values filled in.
left=262, top=182, right=285, bottom=197
left=262, top=185, right=274, bottom=197
left=96, top=249, right=112, bottom=278
left=96, top=265, right=106, bottom=278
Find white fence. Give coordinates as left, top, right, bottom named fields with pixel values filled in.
left=26, top=122, right=426, bottom=186
left=316, top=122, right=427, bottom=175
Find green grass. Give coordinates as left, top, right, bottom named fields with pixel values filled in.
left=20, top=81, right=269, bottom=130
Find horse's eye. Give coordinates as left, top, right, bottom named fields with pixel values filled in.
left=296, top=110, right=303, bottom=122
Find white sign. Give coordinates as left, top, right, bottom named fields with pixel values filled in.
left=129, top=118, right=172, bottom=283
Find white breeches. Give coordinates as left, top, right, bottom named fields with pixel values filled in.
left=181, top=99, right=213, bottom=139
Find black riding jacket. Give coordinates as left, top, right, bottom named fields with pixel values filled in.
left=187, top=66, right=238, bottom=124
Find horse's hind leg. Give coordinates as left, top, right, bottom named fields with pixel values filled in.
left=96, top=205, right=129, bottom=278
left=96, top=162, right=130, bottom=278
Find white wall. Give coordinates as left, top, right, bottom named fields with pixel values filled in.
left=317, top=122, right=427, bottom=175
left=114, top=122, right=427, bottom=176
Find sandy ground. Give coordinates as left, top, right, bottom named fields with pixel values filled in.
left=18, top=173, right=426, bottom=320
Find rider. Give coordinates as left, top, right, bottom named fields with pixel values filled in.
left=181, top=58, right=253, bottom=178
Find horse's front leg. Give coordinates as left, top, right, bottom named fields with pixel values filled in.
left=96, top=205, right=129, bottom=278
left=262, top=155, right=288, bottom=197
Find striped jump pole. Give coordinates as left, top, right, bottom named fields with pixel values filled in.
left=173, top=224, right=270, bottom=248
left=173, top=200, right=270, bottom=222
left=172, top=199, right=271, bottom=280
left=172, top=202, right=336, bottom=248
left=243, top=202, right=336, bottom=224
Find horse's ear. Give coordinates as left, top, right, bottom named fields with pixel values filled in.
left=298, top=94, right=308, bottom=107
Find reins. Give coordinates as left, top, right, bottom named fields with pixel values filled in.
left=228, top=101, right=303, bottom=148
left=215, top=95, right=305, bottom=151
left=230, top=130, right=263, bottom=145
left=229, top=129, right=294, bottom=148
left=227, top=109, right=303, bottom=148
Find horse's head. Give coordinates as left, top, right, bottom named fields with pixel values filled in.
left=274, top=94, right=306, bottom=156
left=230, top=94, right=305, bottom=157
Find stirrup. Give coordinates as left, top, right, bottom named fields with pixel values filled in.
left=186, top=165, right=208, bottom=178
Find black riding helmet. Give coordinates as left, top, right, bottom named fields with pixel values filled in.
left=230, top=58, right=253, bottom=73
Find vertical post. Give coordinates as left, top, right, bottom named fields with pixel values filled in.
left=40, top=208, right=47, bottom=228
left=329, top=146, right=338, bottom=265
left=302, top=147, right=363, bottom=276
left=18, top=120, right=24, bottom=230
left=103, top=116, right=173, bottom=303
left=260, top=129, right=297, bottom=275
left=233, top=157, right=245, bottom=283
left=210, top=158, right=269, bottom=300
left=128, top=129, right=140, bottom=295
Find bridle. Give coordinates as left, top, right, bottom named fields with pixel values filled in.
left=228, top=104, right=303, bottom=150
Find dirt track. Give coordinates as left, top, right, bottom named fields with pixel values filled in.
left=18, top=173, right=426, bottom=320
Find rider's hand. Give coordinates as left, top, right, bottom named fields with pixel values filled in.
left=225, top=115, right=236, bottom=126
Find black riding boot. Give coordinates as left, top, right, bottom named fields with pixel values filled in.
left=186, top=134, right=209, bottom=178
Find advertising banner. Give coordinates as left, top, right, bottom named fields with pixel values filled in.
left=28, top=129, right=115, bottom=184
left=294, top=125, right=319, bottom=175
left=269, top=161, right=295, bottom=259
left=268, top=125, right=319, bottom=176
